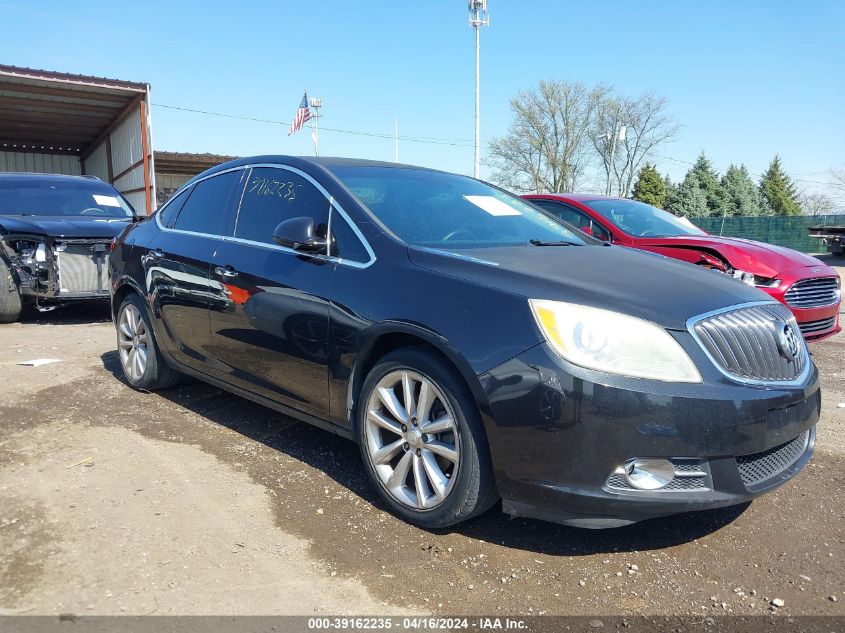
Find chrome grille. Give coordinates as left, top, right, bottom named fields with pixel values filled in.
left=799, top=316, right=836, bottom=336
left=604, top=459, right=711, bottom=493
left=691, top=303, right=807, bottom=383
left=736, top=430, right=810, bottom=488
left=784, top=277, right=839, bottom=308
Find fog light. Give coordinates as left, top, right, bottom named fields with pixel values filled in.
left=621, top=458, right=675, bottom=490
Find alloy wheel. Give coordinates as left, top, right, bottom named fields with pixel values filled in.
left=364, top=370, right=460, bottom=510
left=118, top=303, right=149, bottom=382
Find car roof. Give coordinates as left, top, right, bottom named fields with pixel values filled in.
left=0, top=172, right=103, bottom=184
left=208, top=155, right=440, bottom=172
left=195, top=155, right=455, bottom=183
left=526, top=193, right=620, bottom=203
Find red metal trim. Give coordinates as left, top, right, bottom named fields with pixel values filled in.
left=139, top=99, right=152, bottom=215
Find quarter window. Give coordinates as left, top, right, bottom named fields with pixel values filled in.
left=329, top=209, right=370, bottom=263
left=235, top=167, right=330, bottom=248
left=173, top=170, right=243, bottom=235
left=158, top=185, right=192, bottom=228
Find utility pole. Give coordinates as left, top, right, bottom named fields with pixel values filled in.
left=309, top=97, right=322, bottom=156
left=604, top=105, right=626, bottom=196
left=468, top=0, right=489, bottom=179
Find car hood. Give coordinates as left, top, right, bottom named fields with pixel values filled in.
left=634, top=235, right=826, bottom=278
left=407, top=244, right=772, bottom=331
left=0, top=214, right=133, bottom=239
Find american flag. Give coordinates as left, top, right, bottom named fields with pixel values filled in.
left=288, top=91, right=312, bottom=136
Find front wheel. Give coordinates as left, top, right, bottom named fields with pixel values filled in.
left=357, top=348, right=497, bottom=528
left=116, top=293, right=180, bottom=390
left=0, top=257, right=22, bottom=323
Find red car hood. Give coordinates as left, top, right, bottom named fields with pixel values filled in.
left=635, top=235, right=829, bottom=278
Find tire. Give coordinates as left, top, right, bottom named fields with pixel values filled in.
left=116, top=292, right=180, bottom=391
left=0, top=257, right=22, bottom=323
left=357, top=347, right=498, bottom=528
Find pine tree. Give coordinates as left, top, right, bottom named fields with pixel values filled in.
left=759, top=155, right=801, bottom=216
left=631, top=163, right=668, bottom=207
left=720, top=164, right=772, bottom=216
left=666, top=172, right=710, bottom=217
left=664, top=173, right=676, bottom=206
left=688, top=152, right=724, bottom=214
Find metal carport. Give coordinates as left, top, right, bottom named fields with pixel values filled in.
left=0, top=64, right=155, bottom=214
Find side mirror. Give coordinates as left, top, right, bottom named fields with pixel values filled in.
left=272, top=217, right=327, bottom=253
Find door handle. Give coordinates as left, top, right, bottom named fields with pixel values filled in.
left=214, top=265, right=239, bottom=280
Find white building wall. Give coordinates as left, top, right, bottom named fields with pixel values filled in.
left=84, top=143, right=108, bottom=181
left=0, top=151, right=81, bottom=175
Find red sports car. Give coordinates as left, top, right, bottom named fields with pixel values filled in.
left=524, top=194, right=842, bottom=341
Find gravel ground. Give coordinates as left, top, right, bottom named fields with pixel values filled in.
left=0, top=258, right=842, bottom=617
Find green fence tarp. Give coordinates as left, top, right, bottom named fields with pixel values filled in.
left=690, top=214, right=845, bottom=254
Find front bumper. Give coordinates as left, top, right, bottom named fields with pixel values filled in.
left=760, top=270, right=841, bottom=341
left=480, top=343, right=820, bottom=528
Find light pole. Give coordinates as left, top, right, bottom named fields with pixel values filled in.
left=309, top=97, right=322, bottom=156
left=600, top=109, right=626, bottom=196
left=468, top=0, right=488, bottom=179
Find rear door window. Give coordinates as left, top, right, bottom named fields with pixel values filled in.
left=173, top=170, right=244, bottom=236
left=533, top=200, right=611, bottom=241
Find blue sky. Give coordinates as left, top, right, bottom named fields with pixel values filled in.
left=1, top=1, right=843, bottom=197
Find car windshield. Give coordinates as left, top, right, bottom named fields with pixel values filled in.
left=328, top=166, right=588, bottom=248
left=0, top=179, right=135, bottom=218
left=584, top=198, right=705, bottom=237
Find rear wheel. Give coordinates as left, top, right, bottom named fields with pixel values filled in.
left=357, top=348, right=497, bottom=528
left=116, top=293, right=180, bottom=390
left=0, top=258, right=22, bottom=323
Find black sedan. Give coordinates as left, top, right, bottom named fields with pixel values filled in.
left=0, top=173, right=137, bottom=322
left=109, top=156, right=819, bottom=529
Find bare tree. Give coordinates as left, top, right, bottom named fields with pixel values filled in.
left=592, top=93, right=679, bottom=197
left=801, top=191, right=836, bottom=216
left=832, top=169, right=845, bottom=193
left=487, top=80, right=610, bottom=193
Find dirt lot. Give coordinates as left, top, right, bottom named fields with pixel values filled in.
left=1, top=258, right=843, bottom=617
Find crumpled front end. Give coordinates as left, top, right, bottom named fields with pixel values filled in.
left=2, top=234, right=111, bottom=305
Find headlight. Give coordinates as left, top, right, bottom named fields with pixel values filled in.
left=753, top=276, right=782, bottom=288
left=529, top=299, right=702, bottom=383
left=732, top=269, right=755, bottom=285
left=731, top=269, right=781, bottom=288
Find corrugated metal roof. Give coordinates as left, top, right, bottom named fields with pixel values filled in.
left=0, top=64, right=148, bottom=154
left=154, top=151, right=238, bottom=175
left=0, top=64, right=147, bottom=92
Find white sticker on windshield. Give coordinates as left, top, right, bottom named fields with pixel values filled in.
left=93, top=194, right=121, bottom=207
left=464, top=195, right=522, bottom=216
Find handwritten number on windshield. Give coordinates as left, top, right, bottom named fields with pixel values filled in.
left=248, top=177, right=299, bottom=201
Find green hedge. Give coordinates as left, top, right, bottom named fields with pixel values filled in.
left=690, top=214, right=845, bottom=254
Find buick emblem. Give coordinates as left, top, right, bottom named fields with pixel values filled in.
left=777, top=322, right=801, bottom=361
left=812, top=266, right=821, bottom=273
